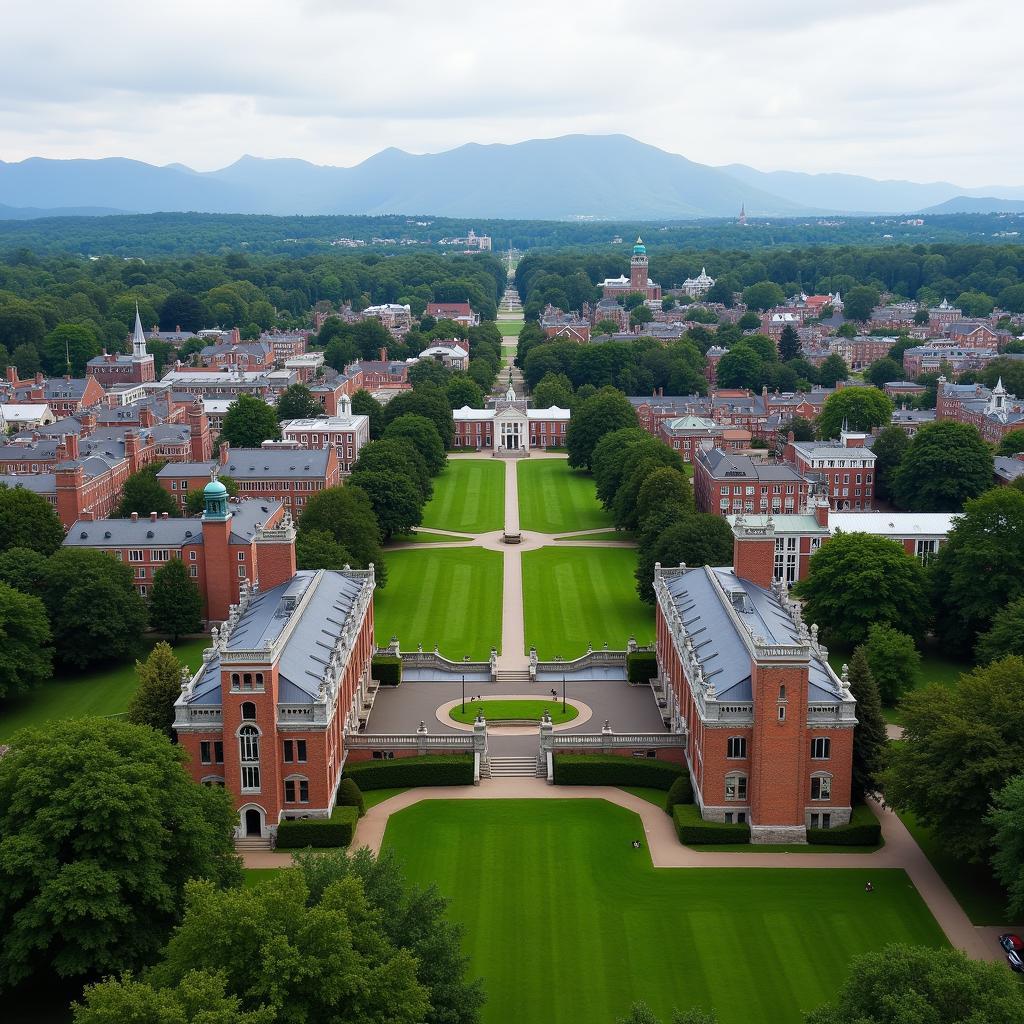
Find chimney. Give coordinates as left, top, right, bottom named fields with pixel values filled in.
left=150, top=512, right=158, bottom=522
left=379, top=346, right=387, bottom=362
left=219, top=441, right=230, bottom=465
left=80, top=412, right=95, bottom=435
left=131, top=512, right=139, bottom=521
left=161, top=512, right=169, bottom=519
left=35, top=372, right=44, bottom=385
left=5, top=367, right=15, bottom=384
left=813, top=496, right=830, bottom=528
left=124, top=431, right=140, bottom=471
left=139, top=406, right=154, bottom=428
left=64, top=433, right=80, bottom=460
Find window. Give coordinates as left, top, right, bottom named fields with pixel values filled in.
left=238, top=565, right=247, bottom=578
left=139, top=585, right=147, bottom=596
left=136, top=567, right=147, bottom=579
left=727, top=736, right=747, bottom=759
left=811, top=737, right=831, bottom=760
left=725, top=774, right=747, bottom=801
left=237, top=551, right=246, bottom=561
left=200, top=741, right=212, bottom=764
left=778, top=705, right=786, bottom=722
left=239, top=724, right=259, bottom=762
left=811, top=774, right=832, bottom=801
left=128, top=549, right=144, bottom=562
left=214, top=741, right=224, bottom=764
left=180, top=480, right=189, bottom=490
left=241, top=765, right=260, bottom=790
left=202, top=777, right=224, bottom=787
left=284, top=778, right=310, bottom=803
left=778, top=684, right=786, bottom=700
left=189, top=565, right=198, bottom=577
left=241, top=701, right=256, bottom=720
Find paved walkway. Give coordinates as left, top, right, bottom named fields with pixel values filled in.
left=242, top=782, right=1012, bottom=962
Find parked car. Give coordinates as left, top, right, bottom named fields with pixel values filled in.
left=998, top=933, right=1024, bottom=972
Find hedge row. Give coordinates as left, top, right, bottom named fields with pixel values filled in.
left=807, top=804, right=882, bottom=846
left=343, top=754, right=474, bottom=790
left=626, top=652, right=658, bottom=684
left=373, top=656, right=402, bottom=686
left=335, top=777, right=366, bottom=817
left=552, top=754, right=682, bottom=789
left=276, top=805, right=359, bottom=849
left=673, top=804, right=751, bottom=845
left=664, top=774, right=693, bottom=815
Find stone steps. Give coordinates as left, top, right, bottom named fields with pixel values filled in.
left=496, top=669, right=531, bottom=685
left=485, top=756, right=544, bottom=778
left=235, top=837, right=272, bottom=851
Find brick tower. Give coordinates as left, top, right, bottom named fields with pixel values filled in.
left=201, top=472, right=233, bottom=622
left=630, top=237, right=648, bottom=293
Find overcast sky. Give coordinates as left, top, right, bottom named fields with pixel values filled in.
left=1, top=0, right=1020, bottom=186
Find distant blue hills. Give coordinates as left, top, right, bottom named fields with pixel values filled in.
left=1, top=134, right=1022, bottom=220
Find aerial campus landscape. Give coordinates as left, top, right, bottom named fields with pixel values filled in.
left=5, top=4, right=1024, bottom=1024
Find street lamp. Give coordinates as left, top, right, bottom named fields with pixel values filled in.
left=562, top=672, right=566, bottom=716
left=461, top=673, right=466, bottom=715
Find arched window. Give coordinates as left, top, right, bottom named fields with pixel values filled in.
left=239, top=725, right=259, bottom=762
left=201, top=776, right=225, bottom=787
left=810, top=773, right=832, bottom=801
left=230, top=673, right=240, bottom=688
left=243, top=672, right=253, bottom=690
left=241, top=701, right=257, bottom=721
left=725, top=773, right=747, bottom=801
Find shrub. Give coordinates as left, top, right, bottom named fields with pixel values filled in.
left=343, top=754, right=473, bottom=790
left=335, top=776, right=366, bottom=818
left=673, top=804, right=751, bottom=845
left=552, top=754, right=682, bottom=789
left=373, top=656, right=402, bottom=686
left=276, top=805, right=358, bottom=849
left=806, top=804, right=882, bottom=846
left=626, top=651, right=658, bottom=684
left=665, top=774, right=693, bottom=815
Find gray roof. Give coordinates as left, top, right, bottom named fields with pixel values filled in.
left=995, top=456, right=1024, bottom=482
left=664, top=566, right=842, bottom=704
left=186, top=570, right=367, bottom=706
left=698, top=447, right=805, bottom=482
left=156, top=448, right=331, bottom=479
left=0, top=473, right=56, bottom=494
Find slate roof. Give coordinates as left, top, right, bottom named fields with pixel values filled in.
left=698, top=447, right=805, bottom=482
left=156, top=448, right=332, bottom=479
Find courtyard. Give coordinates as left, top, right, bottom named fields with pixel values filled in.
left=419, top=458, right=506, bottom=534
left=517, top=458, right=614, bottom=534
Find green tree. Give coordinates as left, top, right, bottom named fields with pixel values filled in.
left=794, top=532, right=930, bottom=647
left=354, top=437, right=432, bottom=502
left=630, top=304, right=654, bottom=327
left=299, top=485, right=386, bottom=585
left=845, top=647, right=887, bottom=801
left=0, top=483, right=65, bottom=554
left=531, top=371, right=575, bottom=409
left=885, top=656, right=1024, bottom=861
left=159, top=291, right=206, bottom=332
left=617, top=1003, right=717, bottom=1024
left=741, top=281, right=785, bottom=311
left=41, top=548, right=148, bottom=668
left=379, top=385, right=455, bottom=447
left=737, top=311, right=761, bottom=331
left=856, top=623, right=921, bottom=705
left=913, top=307, right=930, bottom=325
left=275, top=383, right=320, bottom=421
left=869, top=425, right=909, bottom=501
left=127, top=641, right=187, bottom=737
left=592, top=427, right=652, bottom=508
left=777, top=324, right=800, bottom=362
left=782, top=416, right=816, bottom=443
left=636, top=515, right=734, bottom=604
left=636, top=467, right=694, bottom=536
left=892, top=421, right=993, bottom=511
left=930, top=488, right=1024, bottom=654
left=0, top=581, right=52, bottom=699
left=41, top=322, right=101, bottom=376
left=842, top=285, right=880, bottom=322
left=0, top=545, right=49, bottom=594
left=0, top=717, right=240, bottom=989
left=383, top=413, right=447, bottom=475
left=817, top=387, right=892, bottom=438
left=817, top=353, right=850, bottom=387
left=146, top=872, right=431, bottom=1024
left=864, top=357, right=903, bottom=388
left=296, top=529, right=354, bottom=570
left=566, top=387, right=638, bottom=470
left=446, top=373, right=484, bottom=410
left=594, top=317, right=621, bottom=336
left=149, top=558, right=203, bottom=641
left=997, top=428, right=1024, bottom=457
left=348, top=468, right=423, bottom=540
left=988, top=773, right=1024, bottom=919
left=10, top=341, right=41, bottom=376
left=612, top=448, right=686, bottom=531
left=716, top=345, right=763, bottom=390
left=219, top=394, right=281, bottom=448
left=351, top=388, right=384, bottom=439
left=805, top=944, right=1024, bottom=1024
left=115, top=463, right=179, bottom=518
left=976, top=597, right=1024, bottom=664
left=184, top=474, right=237, bottom=515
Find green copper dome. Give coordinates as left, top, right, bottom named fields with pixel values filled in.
left=633, top=237, right=646, bottom=255
left=203, top=477, right=228, bottom=498
left=202, top=474, right=230, bottom=521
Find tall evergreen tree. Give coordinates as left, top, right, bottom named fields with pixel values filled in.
left=777, top=324, right=801, bottom=362
left=846, top=648, right=887, bottom=802
left=149, top=558, right=203, bottom=640
left=127, top=641, right=187, bottom=738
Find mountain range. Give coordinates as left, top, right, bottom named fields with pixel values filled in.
left=1, top=134, right=1022, bottom=221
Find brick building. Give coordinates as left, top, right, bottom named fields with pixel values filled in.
left=600, top=239, right=662, bottom=301
left=452, top=381, right=569, bottom=451
left=654, top=518, right=856, bottom=841
left=174, top=560, right=375, bottom=845
left=936, top=377, right=1024, bottom=442
left=86, top=309, right=157, bottom=387
left=425, top=302, right=479, bottom=327
left=693, top=446, right=810, bottom=517
left=5, top=374, right=105, bottom=417
left=902, top=345, right=997, bottom=378
left=658, top=415, right=751, bottom=463
left=198, top=341, right=273, bottom=371
left=783, top=431, right=876, bottom=511
left=279, top=396, right=371, bottom=473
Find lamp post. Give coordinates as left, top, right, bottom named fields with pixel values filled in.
left=562, top=672, right=566, bottom=716
left=461, top=673, right=466, bottom=715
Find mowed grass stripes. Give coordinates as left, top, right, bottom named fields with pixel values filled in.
left=517, top=459, right=613, bottom=534
left=374, top=547, right=503, bottom=658
left=522, top=546, right=653, bottom=657
left=382, top=800, right=947, bottom=1024
left=420, top=459, right=505, bottom=534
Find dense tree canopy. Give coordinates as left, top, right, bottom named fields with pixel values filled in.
left=149, top=558, right=203, bottom=640
left=976, top=597, right=1024, bottom=664
left=379, top=385, right=455, bottom=447
left=892, top=421, right=993, bottom=511
left=0, top=718, right=240, bottom=989
left=845, top=648, right=887, bottom=802
left=127, top=641, right=188, bottom=737
left=299, top=485, right=386, bottom=586
left=348, top=468, right=423, bottom=539
left=988, top=773, right=1024, bottom=920
left=869, top=425, right=909, bottom=501
left=0, top=484, right=65, bottom=555
left=566, top=387, right=638, bottom=469
left=817, top=388, right=893, bottom=438
left=115, top=463, right=179, bottom=518
left=635, top=515, right=735, bottom=604
left=0, top=581, right=52, bottom=699
left=383, top=413, right=447, bottom=475
left=219, top=394, right=281, bottom=448
left=274, top=382, right=321, bottom=421
left=795, top=532, right=930, bottom=647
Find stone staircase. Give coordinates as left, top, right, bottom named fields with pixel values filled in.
left=235, top=836, right=273, bottom=852
left=496, top=668, right=531, bottom=686
left=483, top=756, right=545, bottom=779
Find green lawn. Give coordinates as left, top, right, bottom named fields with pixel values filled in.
left=363, top=787, right=408, bottom=810
left=420, top=459, right=505, bottom=534
left=449, top=699, right=578, bottom=725
left=382, top=800, right=947, bottom=1024
left=0, top=637, right=209, bottom=742
left=899, top=810, right=1010, bottom=925
left=389, top=530, right=473, bottom=545
left=374, top=547, right=503, bottom=659
left=554, top=530, right=634, bottom=543
left=496, top=321, right=523, bottom=336
left=517, top=459, right=612, bottom=534
left=522, top=546, right=653, bottom=657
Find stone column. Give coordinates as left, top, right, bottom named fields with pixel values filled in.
left=538, top=710, right=553, bottom=779
left=601, top=719, right=613, bottom=754
left=473, top=714, right=488, bottom=759
left=416, top=720, right=428, bottom=757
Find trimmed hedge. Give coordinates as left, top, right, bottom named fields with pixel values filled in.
left=553, top=754, right=682, bottom=789
left=343, top=754, right=473, bottom=790
left=335, top=776, right=366, bottom=818
left=276, top=805, right=358, bottom=849
left=626, top=652, right=658, bottom=684
left=664, top=774, right=694, bottom=815
left=373, top=656, right=402, bottom=686
left=807, top=804, right=882, bottom=847
left=673, top=804, right=751, bottom=845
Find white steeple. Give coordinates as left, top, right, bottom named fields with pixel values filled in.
left=132, top=303, right=148, bottom=360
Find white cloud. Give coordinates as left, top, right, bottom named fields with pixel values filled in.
left=0, top=0, right=1020, bottom=186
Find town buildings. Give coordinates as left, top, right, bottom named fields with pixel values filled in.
left=693, top=446, right=810, bottom=517
left=600, top=239, right=662, bottom=301
left=658, top=415, right=750, bottom=462
left=425, top=301, right=480, bottom=327
left=174, top=554, right=376, bottom=844
left=654, top=518, right=856, bottom=841
left=782, top=431, right=876, bottom=511
left=86, top=308, right=157, bottom=387
left=453, top=380, right=569, bottom=452
left=279, top=396, right=370, bottom=473
left=936, top=377, right=1024, bottom=442
left=361, top=304, right=413, bottom=333
left=417, top=342, right=469, bottom=370
left=681, top=267, right=715, bottom=298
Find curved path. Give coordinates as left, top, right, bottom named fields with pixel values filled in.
left=243, top=780, right=1011, bottom=963
left=434, top=694, right=591, bottom=732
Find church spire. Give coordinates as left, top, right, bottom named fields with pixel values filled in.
left=132, top=303, right=148, bottom=361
